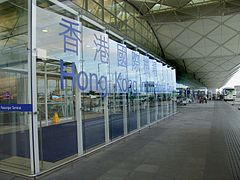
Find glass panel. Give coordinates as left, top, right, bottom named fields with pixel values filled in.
left=81, top=26, right=107, bottom=151
left=156, top=62, right=163, bottom=120
left=116, top=18, right=126, bottom=33
left=135, top=20, right=142, bottom=35
left=104, top=10, right=116, bottom=26
left=149, top=60, right=157, bottom=123
left=126, top=13, right=134, bottom=29
left=141, top=19, right=149, bottom=30
left=148, top=30, right=154, bottom=49
left=125, top=3, right=135, bottom=16
left=173, top=69, right=177, bottom=113
left=109, top=40, right=126, bottom=139
left=0, top=0, right=31, bottom=174
left=142, top=27, right=148, bottom=41
left=167, top=67, right=172, bottom=115
left=88, top=0, right=103, bottom=20
left=139, top=55, right=150, bottom=127
left=72, top=0, right=85, bottom=8
left=133, top=9, right=141, bottom=18
left=126, top=49, right=140, bottom=132
left=37, top=75, right=46, bottom=123
left=135, top=33, right=142, bottom=45
left=104, top=0, right=116, bottom=15
left=35, top=3, right=79, bottom=171
left=162, top=65, right=169, bottom=117
left=126, top=26, right=135, bottom=40
left=47, top=77, right=74, bottom=120
left=116, top=2, right=125, bottom=22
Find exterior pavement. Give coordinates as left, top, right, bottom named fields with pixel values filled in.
left=1, top=101, right=239, bottom=180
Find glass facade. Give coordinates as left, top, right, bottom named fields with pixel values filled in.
left=37, top=0, right=161, bottom=56
left=0, top=0, right=176, bottom=176
left=0, top=0, right=31, bottom=174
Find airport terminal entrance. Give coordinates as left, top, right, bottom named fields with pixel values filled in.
left=0, top=0, right=177, bottom=176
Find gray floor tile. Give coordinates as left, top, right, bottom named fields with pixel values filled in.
left=1, top=102, right=238, bottom=180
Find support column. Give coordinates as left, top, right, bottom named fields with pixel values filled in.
left=104, top=96, right=110, bottom=144
left=104, top=27, right=110, bottom=144
left=28, top=0, right=40, bottom=174
left=147, top=94, right=150, bottom=124
left=44, top=62, right=48, bottom=126
left=123, top=94, right=128, bottom=135
left=161, top=96, right=164, bottom=118
left=136, top=93, right=140, bottom=129
left=155, top=93, right=158, bottom=121
left=75, top=85, right=83, bottom=155
left=166, top=95, right=169, bottom=116
left=76, top=15, right=83, bottom=155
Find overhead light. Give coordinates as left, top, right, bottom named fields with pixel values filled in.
left=42, top=29, right=48, bottom=33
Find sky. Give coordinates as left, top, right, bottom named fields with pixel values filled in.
left=221, top=69, right=240, bottom=89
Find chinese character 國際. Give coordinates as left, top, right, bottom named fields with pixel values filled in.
left=94, top=34, right=109, bottom=64
left=152, top=61, right=157, bottom=77
left=59, top=18, right=81, bottom=56
left=143, top=56, right=150, bottom=74
left=132, top=51, right=140, bottom=72
left=117, top=43, right=127, bottom=68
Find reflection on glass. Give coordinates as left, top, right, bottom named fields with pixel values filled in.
left=109, top=93, right=124, bottom=139
left=0, top=71, right=30, bottom=173
left=0, top=0, right=31, bottom=174
left=104, top=10, right=116, bottom=25
left=127, top=93, right=138, bottom=132
left=36, top=4, right=79, bottom=171
left=88, top=0, right=103, bottom=18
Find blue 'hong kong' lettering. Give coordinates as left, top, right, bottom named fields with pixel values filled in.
left=60, top=60, right=142, bottom=96
left=60, top=60, right=108, bottom=97
left=115, top=72, right=137, bottom=93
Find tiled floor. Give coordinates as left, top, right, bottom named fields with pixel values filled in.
left=1, top=101, right=238, bottom=180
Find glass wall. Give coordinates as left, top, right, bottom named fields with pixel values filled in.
left=0, top=0, right=176, bottom=176
left=139, top=55, right=149, bottom=127
left=127, top=49, right=140, bottom=132
left=108, top=39, right=125, bottom=139
left=162, top=65, right=168, bottom=117
left=167, top=67, right=173, bottom=115
left=35, top=0, right=161, bottom=65
left=35, top=5, right=79, bottom=171
left=156, top=62, right=163, bottom=120
left=172, top=69, right=177, bottom=113
left=149, top=59, right=157, bottom=123
left=81, top=27, right=107, bottom=150
left=71, top=0, right=161, bottom=56
left=0, top=0, right=32, bottom=174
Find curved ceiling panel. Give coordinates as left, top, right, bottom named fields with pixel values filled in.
left=129, top=0, right=240, bottom=88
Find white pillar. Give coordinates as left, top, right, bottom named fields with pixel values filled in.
left=28, top=0, right=40, bottom=174
left=123, top=94, right=128, bottom=135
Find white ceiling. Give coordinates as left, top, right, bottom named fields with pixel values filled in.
left=129, top=0, right=240, bottom=88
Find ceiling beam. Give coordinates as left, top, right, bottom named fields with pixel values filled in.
left=143, top=1, right=240, bottom=23
left=126, top=0, right=166, bottom=59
